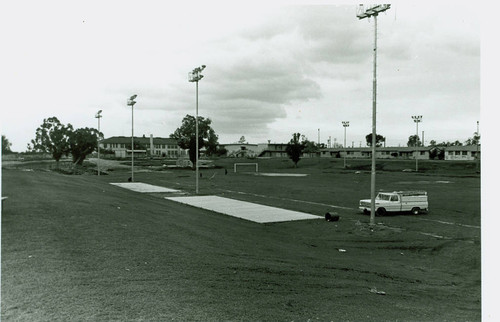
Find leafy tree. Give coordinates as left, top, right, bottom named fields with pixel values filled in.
left=2, top=135, right=12, bottom=154
left=464, top=131, right=480, bottom=146
left=68, top=127, right=101, bottom=165
left=365, top=133, right=385, bottom=147
left=215, top=147, right=228, bottom=157
left=302, top=136, right=319, bottom=154
left=286, top=133, right=306, bottom=167
left=407, top=135, right=422, bottom=147
left=238, top=136, right=246, bottom=144
left=170, top=114, right=219, bottom=167
left=205, top=127, right=219, bottom=157
left=31, top=117, right=73, bottom=164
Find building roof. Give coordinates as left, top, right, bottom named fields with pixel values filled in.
left=219, top=143, right=259, bottom=147
left=321, top=146, right=432, bottom=152
left=443, top=145, right=480, bottom=151
left=101, top=136, right=179, bottom=145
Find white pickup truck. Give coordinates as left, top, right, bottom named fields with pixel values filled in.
left=359, top=191, right=429, bottom=216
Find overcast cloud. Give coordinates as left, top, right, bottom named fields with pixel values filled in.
left=1, top=1, right=482, bottom=151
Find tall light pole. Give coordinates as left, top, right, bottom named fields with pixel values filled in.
left=412, top=115, right=422, bottom=171
left=342, top=121, right=349, bottom=168
left=189, top=65, right=206, bottom=194
left=95, top=110, right=102, bottom=176
left=476, top=120, right=480, bottom=172
left=128, top=94, right=137, bottom=182
left=357, top=4, right=390, bottom=226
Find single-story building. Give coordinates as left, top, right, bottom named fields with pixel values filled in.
left=444, top=145, right=480, bottom=161
left=218, top=143, right=265, bottom=158
left=320, top=146, right=430, bottom=159
left=100, top=135, right=187, bottom=158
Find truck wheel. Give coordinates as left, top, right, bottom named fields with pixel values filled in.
left=376, top=208, right=386, bottom=216
left=411, top=207, right=420, bottom=215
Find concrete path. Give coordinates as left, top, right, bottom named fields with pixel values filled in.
left=110, top=182, right=180, bottom=193
left=165, top=195, right=320, bottom=223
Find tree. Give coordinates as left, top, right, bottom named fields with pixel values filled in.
left=31, top=117, right=73, bottom=164
left=285, top=132, right=306, bottom=167
left=302, top=139, right=319, bottom=154
left=204, top=127, right=219, bottom=157
left=301, top=135, right=322, bottom=155
left=170, top=114, right=219, bottom=167
left=68, top=127, right=101, bottom=165
left=464, top=131, right=480, bottom=146
left=2, top=135, right=12, bottom=154
left=407, top=135, right=422, bottom=147
left=365, top=133, right=385, bottom=147
left=238, top=136, right=246, bottom=144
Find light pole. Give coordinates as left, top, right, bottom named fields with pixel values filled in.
left=412, top=115, right=422, bottom=172
left=476, top=120, right=480, bottom=172
left=189, top=65, right=206, bottom=194
left=128, top=94, right=137, bottom=182
left=342, top=121, right=349, bottom=168
left=357, top=4, right=390, bottom=226
left=95, top=110, right=102, bottom=176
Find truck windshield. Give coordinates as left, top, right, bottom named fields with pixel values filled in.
left=376, top=194, right=391, bottom=201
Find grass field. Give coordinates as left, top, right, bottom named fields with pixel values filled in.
left=1, top=157, right=481, bottom=321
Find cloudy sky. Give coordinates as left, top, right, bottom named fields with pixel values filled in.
left=1, top=0, right=483, bottom=152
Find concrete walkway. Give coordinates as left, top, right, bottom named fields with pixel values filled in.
left=165, top=195, right=320, bottom=223
left=110, top=182, right=180, bottom=193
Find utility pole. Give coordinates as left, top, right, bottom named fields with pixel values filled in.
left=342, top=121, right=349, bottom=168
left=189, top=65, right=206, bottom=194
left=95, top=110, right=102, bottom=176
left=476, top=121, right=480, bottom=172
left=127, top=95, right=137, bottom=182
left=412, top=115, right=422, bottom=171
left=357, top=4, right=390, bottom=226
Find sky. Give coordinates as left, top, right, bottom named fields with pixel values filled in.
left=1, top=0, right=484, bottom=152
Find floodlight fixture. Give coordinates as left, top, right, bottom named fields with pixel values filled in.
left=357, top=4, right=391, bottom=19
left=189, top=65, right=206, bottom=83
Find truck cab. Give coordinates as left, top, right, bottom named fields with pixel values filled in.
left=359, top=191, right=428, bottom=216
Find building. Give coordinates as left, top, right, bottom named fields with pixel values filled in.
left=100, top=135, right=187, bottom=158
left=319, top=145, right=479, bottom=161
left=256, top=143, right=289, bottom=158
left=218, top=142, right=320, bottom=158
left=218, top=143, right=263, bottom=158
left=320, top=146, right=430, bottom=159
left=444, top=145, right=480, bottom=161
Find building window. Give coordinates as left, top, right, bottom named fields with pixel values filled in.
left=455, top=151, right=460, bottom=155
left=462, top=151, right=468, bottom=156
left=420, top=151, right=426, bottom=155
